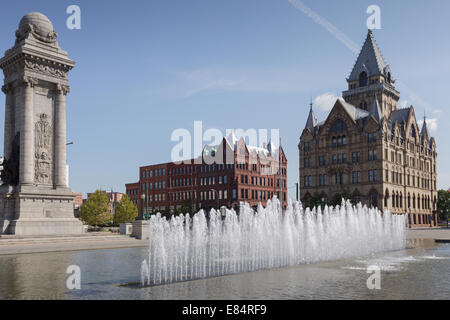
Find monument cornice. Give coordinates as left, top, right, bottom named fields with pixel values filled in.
left=0, top=50, right=74, bottom=81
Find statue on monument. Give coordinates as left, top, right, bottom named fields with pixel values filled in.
left=1, top=132, right=20, bottom=186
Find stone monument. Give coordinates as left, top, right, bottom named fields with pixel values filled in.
left=0, top=12, right=83, bottom=235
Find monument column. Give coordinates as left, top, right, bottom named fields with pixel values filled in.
left=54, top=84, right=69, bottom=188
left=0, top=12, right=82, bottom=235
left=1, top=84, right=13, bottom=160
left=20, top=77, right=37, bottom=185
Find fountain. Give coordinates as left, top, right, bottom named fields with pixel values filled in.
left=140, top=198, right=406, bottom=286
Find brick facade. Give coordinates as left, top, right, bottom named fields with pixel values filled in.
left=126, top=136, right=287, bottom=218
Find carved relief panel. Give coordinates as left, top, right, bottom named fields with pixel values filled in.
left=35, top=113, right=53, bottom=184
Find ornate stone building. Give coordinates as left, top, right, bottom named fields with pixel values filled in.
left=299, top=30, right=438, bottom=228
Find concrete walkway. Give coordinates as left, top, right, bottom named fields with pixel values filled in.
left=406, top=228, right=450, bottom=241
left=0, top=233, right=147, bottom=255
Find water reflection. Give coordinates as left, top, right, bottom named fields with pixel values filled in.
left=0, top=244, right=449, bottom=300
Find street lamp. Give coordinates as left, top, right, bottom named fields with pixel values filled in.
left=220, top=206, right=227, bottom=219
left=140, top=193, right=146, bottom=220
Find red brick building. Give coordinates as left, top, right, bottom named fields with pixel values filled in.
left=126, top=134, right=287, bottom=218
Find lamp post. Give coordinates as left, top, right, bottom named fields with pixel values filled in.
left=220, top=206, right=227, bottom=220
left=140, top=193, right=146, bottom=220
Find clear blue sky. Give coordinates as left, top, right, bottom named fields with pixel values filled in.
left=0, top=0, right=449, bottom=197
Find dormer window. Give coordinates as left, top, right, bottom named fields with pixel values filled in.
left=410, top=126, right=416, bottom=138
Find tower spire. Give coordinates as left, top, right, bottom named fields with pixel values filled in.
left=421, top=111, right=429, bottom=141
left=304, top=99, right=317, bottom=134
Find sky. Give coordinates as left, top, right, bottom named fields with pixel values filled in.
left=0, top=0, right=449, bottom=197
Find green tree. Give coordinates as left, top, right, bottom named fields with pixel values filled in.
left=80, top=190, right=112, bottom=226
left=329, top=192, right=353, bottom=207
left=437, top=189, right=450, bottom=222
left=113, top=194, right=138, bottom=225
left=178, top=199, right=192, bottom=214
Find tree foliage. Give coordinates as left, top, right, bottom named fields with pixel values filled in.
left=178, top=199, right=192, bottom=215
left=437, top=189, right=450, bottom=221
left=80, top=190, right=112, bottom=226
left=113, top=194, right=138, bottom=225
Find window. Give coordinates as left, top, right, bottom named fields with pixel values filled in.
left=304, top=157, right=311, bottom=168
left=370, top=194, right=378, bottom=208
left=335, top=173, right=344, bottom=185
left=352, top=152, right=361, bottom=163
left=352, top=171, right=361, bottom=184
left=303, top=142, right=311, bottom=152
left=304, top=176, right=312, bottom=187
left=359, top=71, right=368, bottom=87
left=319, top=174, right=327, bottom=186
left=369, top=170, right=378, bottom=183
left=330, top=120, right=348, bottom=134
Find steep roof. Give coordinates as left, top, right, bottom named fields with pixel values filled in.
left=369, top=95, right=382, bottom=122
left=348, top=30, right=390, bottom=82
left=222, top=133, right=278, bottom=157
left=304, top=102, right=317, bottom=134
left=389, top=108, right=410, bottom=124
left=339, top=99, right=370, bottom=120
left=420, top=117, right=430, bottom=142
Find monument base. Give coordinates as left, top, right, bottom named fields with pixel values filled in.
left=0, top=185, right=84, bottom=236
left=8, top=218, right=84, bottom=236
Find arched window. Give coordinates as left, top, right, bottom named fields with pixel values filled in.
left=330, top=120, right=348, bottom=134
left=410, top=126, right=416, bottom=139
left=370, top=194, right=378, bottom=208
left=359, top=71, right=368, bottom=87
left=384, top=190, right=389, bottom=207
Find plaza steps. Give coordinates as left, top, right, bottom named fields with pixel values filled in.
left=0, top=232, right=148, bottom=255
